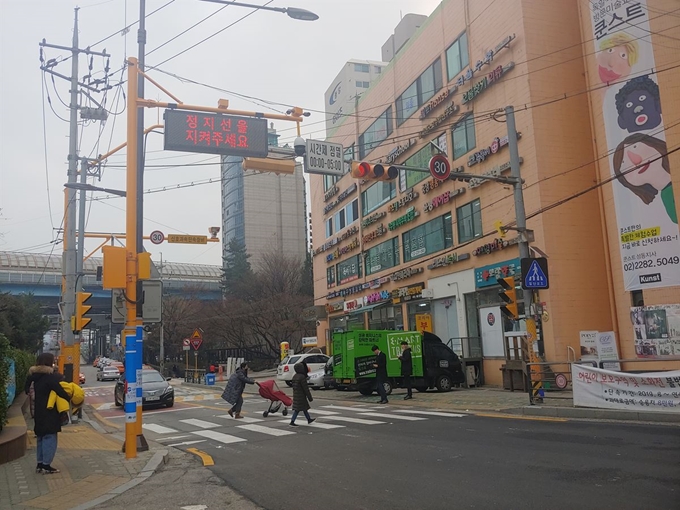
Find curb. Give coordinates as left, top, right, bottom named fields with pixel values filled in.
left=69, top=449, right=169, bottom=510
left=505, top=405, right=680, bottom=424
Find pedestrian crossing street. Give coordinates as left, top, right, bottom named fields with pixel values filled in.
left=142, top=404, right=468, bottom=448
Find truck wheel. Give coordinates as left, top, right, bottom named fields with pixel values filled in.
left=359, top=388, right=373, bottom=396
left=436, top=375, right=453, bottom=392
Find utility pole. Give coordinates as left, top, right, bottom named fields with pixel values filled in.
left=159, top=252, right=165, bottom=377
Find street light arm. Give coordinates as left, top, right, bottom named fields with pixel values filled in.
left=199, top=0, right=318, bottom=20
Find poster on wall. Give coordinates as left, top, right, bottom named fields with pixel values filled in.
left=579, top=330, right=599, bottom=362
left=590, top=0, right=680, bottom=290
left=631, top=304, right=680, bottom=358
left=596, top=331, right=621, bottom=371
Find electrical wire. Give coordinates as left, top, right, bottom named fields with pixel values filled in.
left=41, top=73, right=55, bottom=231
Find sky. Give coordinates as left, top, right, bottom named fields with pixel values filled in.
left=0, top=0, right=441, bottom=268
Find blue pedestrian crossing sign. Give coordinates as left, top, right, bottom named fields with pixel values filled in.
left=521, top=257, right=549, bottom=290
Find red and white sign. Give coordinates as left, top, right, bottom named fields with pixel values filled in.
left=190, top=329, right=203, bottom=350
left=428, top=154, right=451, bottom=181
left=150, top=230, right=165, bottom=245
left=182, top=338, right=190, bottom=347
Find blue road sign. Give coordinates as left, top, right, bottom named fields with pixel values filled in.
left=521, top=258, right=549, bottom=289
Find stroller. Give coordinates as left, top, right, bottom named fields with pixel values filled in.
left=257, top=379, right=292, bottom=417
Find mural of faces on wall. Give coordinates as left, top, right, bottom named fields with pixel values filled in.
left=596, top=33, right=639, bottom=83
left=614, top=76, right=662, bottom=133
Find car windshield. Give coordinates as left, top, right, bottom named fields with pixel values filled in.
left=288, top=356, right=301, bottom=364
left=142, top=371, right=165, bottom=383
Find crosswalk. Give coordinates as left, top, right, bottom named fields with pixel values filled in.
left=141, top=404, right=467, bottom=448
left=91, top=386, right=224, bottom=411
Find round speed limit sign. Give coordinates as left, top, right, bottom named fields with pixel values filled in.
left=150, top=230, right=165, bottom=245
left=429, top=154, right=451, bottom=181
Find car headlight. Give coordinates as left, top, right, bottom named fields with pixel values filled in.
left=163, top=386, right=174, bottom=395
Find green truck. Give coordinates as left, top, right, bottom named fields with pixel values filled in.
left=332, top=330, right=465, bottom=395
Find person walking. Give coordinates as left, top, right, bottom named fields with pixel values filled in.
left=398, top=341, right=413, bottom=400
left=221, top=362, right=255, bottom=419
left=24, top=353, right=71, bottom=474
left=289, top=362, right=315, bottom=426
left=372, top=345, right=389, bottom=404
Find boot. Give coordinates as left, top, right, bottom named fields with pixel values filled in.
left=235, top=413, right=244, bottom=419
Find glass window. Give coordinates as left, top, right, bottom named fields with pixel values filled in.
left=402, top=212, right=453, bottom=262
left=396, top=59, right=443, bottom=126
left=452, top=114, right=476, bottom=160
left=359, top=107, right=393, bottom=159
left=323, top=173, right=339, bottom=192
left=365, top=237, right=399, bottom=275
left=361, top=180, right=396, bottom=216
left=375, top=66, right=382, bottom=74
left=456, top=199, right=482, bottom=243
left=326, top=266, right=335, bottom=288
left=334, top=209, right=346, bottom=232
left=446, top=32, right=469, bottom=82
left=346, top=199, right=359, bottom=225
left=354, top=63, right=370, bottom=73
left=369, top=305, right=404, bottom=331
left=396, top=82, right=418, bottom=125
left=336, top=254, right=362, bottom=285
left=407, top=301, right=431, bottom=332
left=401, top=133, right=448, bottom=191
left=325, top=218, right=333, bottom=238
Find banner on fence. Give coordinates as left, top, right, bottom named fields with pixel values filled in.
left=572, top=364, right=680, bottom=413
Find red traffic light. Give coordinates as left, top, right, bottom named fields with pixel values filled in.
left=350, top=162, right=398, bottom=180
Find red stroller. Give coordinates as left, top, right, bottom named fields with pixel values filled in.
left=257, top=379, right=292, bottom=417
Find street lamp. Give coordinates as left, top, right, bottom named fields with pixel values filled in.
left=200, top=0, right=319, bottom=21
left=63, top=182, right=126, bottom=197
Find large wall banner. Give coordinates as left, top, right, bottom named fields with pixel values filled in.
left=590, top=0, right=680, bottom=290
left=631, top=304, right=680, bottom=357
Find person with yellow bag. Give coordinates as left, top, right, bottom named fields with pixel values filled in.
left=24, top=353, right=71, bottom=474
left=47, top=379, right=85, bottom=416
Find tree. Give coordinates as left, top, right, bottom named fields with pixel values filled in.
left=222, top=238, right=253, bottom=297
left=300, top=251, right=314, bottom=297
left=0, top=293, right=50, bottom=353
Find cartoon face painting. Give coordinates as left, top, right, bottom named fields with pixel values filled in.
left=614, top=76, right=662, bottom=133
left=597, top=33, right=639, bottom=84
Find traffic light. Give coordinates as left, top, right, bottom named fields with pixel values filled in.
left=74, top=291, right=92, bottom=332
left=242, top=157, right=295, bottom=175
left=351, top=161, right=398, bottom=181
left=498, top=277, right=518, bottom=319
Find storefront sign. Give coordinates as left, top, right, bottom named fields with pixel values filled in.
left=423, top=188, right=465, bottom=212
left=427, top=252, right=471, bottom=270
left=326, top=301, right=344, bottom=313
left=462, top=63, right=515, bottom=104
left=631, top=304, right=680, bottom=358
left=475, top=258, right=521, bottom=288
left=421, top=168, right=464, bottom=194
left=467, top=133, right=520, bottom=167
left=315, top=225, right=359, bottom=255
left=344, top=299, right=364, bottom=313
left=326, top=276, right=390, bottom=301
left=468, top=159, right=521, bottom=189
left=362, top=211, right=386, bottom=228
left=392, top=282, right=426, bottom=304
left=419, top=102, right=459, bottom=138
left=391, top=266, right=424, bottom=282
left=388, top=207, right=418, bottom=231
left=365, top=290, right=392, bottom=305
left=337, top=255, right=361, bottom=284
left=362, top=224, right=387, bottom=244
left=388, top=188, right=419, bottom=213
left=324, top=182, right=357, bottom=214
left=419, top=87, right=456, bottom=119
left=324, top=185, right=339, bottom=202
left=368, top=276, right=391, bottom=289
left=415, top=313, right=433, bottom=333
left=456, top=34, right=515, bottom=88
left=384, top=139, right=416, bottom=164
left=472, top=236, right=519, bottom=256
left=326, top=237, right=360, bottom=262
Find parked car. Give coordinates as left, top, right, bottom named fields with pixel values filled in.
left=309, top=357, right=337, bottom=390
left=109, top=361, right=125, bottom=374
left=114, top=368, right=174, bottom=408
left=277, top=353, right=329, bottom=387
left=97, top=366, right=121, bottom=381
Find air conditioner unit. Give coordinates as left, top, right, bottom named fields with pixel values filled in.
left=421, top=289, right=434, bottom=299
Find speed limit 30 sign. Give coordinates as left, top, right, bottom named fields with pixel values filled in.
left=150, top=230, right=165, bottom=245
left=429, top=154, right=451, bottom=181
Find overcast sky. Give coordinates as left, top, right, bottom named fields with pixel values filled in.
left=0, top=0, right=441, bottom=268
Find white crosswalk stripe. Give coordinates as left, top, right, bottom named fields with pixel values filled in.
left=237, top=424, right=296, bottom=436
left=216, top=415, right=263, bottom=423
left=394, top=410, right=467, bottom=418
left=192, top=430, right=247, bottom=444
left=143, top=423, right=178, bottom=434
left=319, top=415, right=385, bottom=425
left=277, top=419, right=344, bottom=430
left=358, top=412, right=426, bottom=421
left=322, top=405, right=373, bottom=412
left=180, top=418, right=220, bottom=429
left=308, top=409, right=340, bottom=416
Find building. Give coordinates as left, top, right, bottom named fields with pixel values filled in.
left=221, top=125, right=307, bottom=269
left=310, top=0, right=680, bottom=386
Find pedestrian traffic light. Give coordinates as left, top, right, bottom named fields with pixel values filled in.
left=498, top=277, right=518, bottom=319
left=350, top=161, right=398, bottom=181
left=74, top=291, right=92, bottom=332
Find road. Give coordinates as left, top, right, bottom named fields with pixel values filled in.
left=83, top=369, right=679, bottom=510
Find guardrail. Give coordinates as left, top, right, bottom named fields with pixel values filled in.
left=184, top=369, right=206, bottom=385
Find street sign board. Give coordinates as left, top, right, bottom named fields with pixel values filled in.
left=305, top=139, right=344, bottom=176
left=168, top=234, right=208, bottom=245
left=150, top=230, right=165, bottom=245
left=164, top=109, right=269, bottom=158
left=183, top=338, right=190, bottom=347
left=521, top=257, right=549, bottom=289
left=190, top=337, right=203, bottom=350
left=111, top=279, right=163, bottom=324
left=429, top=154, right=451, bottom=181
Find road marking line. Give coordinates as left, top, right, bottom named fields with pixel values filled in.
left=277, top=420, right=344, bottom=430
left=320, top=416, right=385, bottom=425
left=394, top=410, right=467, bottom=418
left=142, top=423, right=178, bottom=434
left=192, top=430, right=247, bottom=444
left=216, top=415, right=263, bottom=423
left=475, top=412, right=568, bottom=422
left=307, top=410, right=340, bottom=416
left=358, top=412, right=426, bottom=421
left=180, top=419, right=220, bottom=429
left=167, top=440, right=206, bottom=447
left=187, top=447, right=214, bottom=466
left=157, top=435, right=191, bottom=442
left=236, top=424, right=296, bottom=436
left=322, top=405, right=375, bottom=412
left=93, top=403, right=115, bottom=411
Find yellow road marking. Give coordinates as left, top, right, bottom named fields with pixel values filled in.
left=187, top=447, right=214, bottom=466
left=93, top=411, right=123, bottom=430
left=475, top=412, right=567, bottom=422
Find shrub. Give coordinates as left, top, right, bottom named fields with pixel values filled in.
left=10, top=348, right=35, bottom=399
left=0, top=334, right=10, bottom=429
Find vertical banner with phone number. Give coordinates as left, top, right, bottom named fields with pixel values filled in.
left=590, top=0, right=680, bottom=290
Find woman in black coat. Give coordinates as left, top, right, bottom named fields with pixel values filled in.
left=24, top=353, right=71, bottom=474
left=289, top=362, right=315, bottom=426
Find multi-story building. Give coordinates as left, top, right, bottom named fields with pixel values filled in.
left=221, top=126, right=307, bottom=269
left=310, top=0, right=680, bottom=386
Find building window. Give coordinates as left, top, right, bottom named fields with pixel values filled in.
left=452, top=114, right=476, bottom=160
left=446, top=32, right=469, bottom=82
left=365, top=237, right=400, bottom=276
left=323, top=174, right=338, bottom=192
left=456, top=199, right=482, bottom=243
left=359, top=107, right=393, bottom=159
left=325, top=218, right=333, bottom=238
left=402, top=212, right=453, bottom=262
left=400, top=133, right=448, bottom=191
left=374, top=66, right=382, bottom=74
left=354, top=63, right=370, bottom=73
left=356, top=80, right=370, bottom=88
left=369, top=305, right=403, bottom=331
left=326, top=266, right=335, bottom=289
left=407, top=301, right=431, bottom=333
left=396, top=58, right=443, bottom=126
left=333, top=199, right=359, bottom=232
left=336, top=254, right=362, bottom=285
left=361, top=180, right=396, bottom=216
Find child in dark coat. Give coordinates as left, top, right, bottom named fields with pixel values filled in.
left=290, top=362, right=315, bottom=426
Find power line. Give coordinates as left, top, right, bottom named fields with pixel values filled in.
left=41, top=73, right=55, bottom=231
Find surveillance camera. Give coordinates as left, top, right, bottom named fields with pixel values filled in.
left=294, top=136, right=306, bottom=157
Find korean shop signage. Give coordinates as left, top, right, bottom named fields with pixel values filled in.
left=383, top=139, right=416, bottom=164
left=475, top=258, right=521, bottom=289
left=362, top=211, right=386, bottom=228
left=423, top=188, right=465, bottom=212
left=462, top=63, right=515, bottom=105
left=467, top=133, right=520, bottom=167
left=326, top=277, right=390, bottom=300
left=420, top=87, right=456, bottom=120
left=392, top=282, right=426, bottom=304
left=421, top=168, right=464, bottom=194
left=326, top=301, right=344, bottom=313
left=391, top=266, right=424, bottom=282
left=344, top=299, right=364, bottom=313
left=315, top=225, right=359, bottom=256
left=365, top=290, right=391, bottom=305
left=428, top=252, right=471, bottom=270
left=468, top=158, right=522, bottom=189
left=420, top=102, right=459, bottom=138
left=472, top=237, right=515, bottom=256
left=388, top=188, right=419, bottom=213
left=324, top=185, right=339, bottom=202
left=456, top=34, right=516, bottom=88
left=388, top=207, right=418, bottom=231
left=326, top=237, right=360, bottom=262
left=324, top=182, right=357, bottom=214
left=363, top=224, right=388, bottom=244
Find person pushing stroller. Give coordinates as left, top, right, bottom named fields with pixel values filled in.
left=289, top=362, right=315, bottom=426
left=221, top=362, right=256, bottom=419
